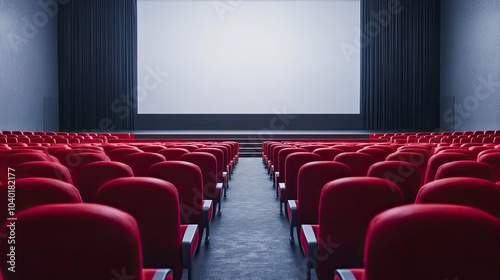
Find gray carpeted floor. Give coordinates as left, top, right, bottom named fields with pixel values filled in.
left=190, top=158, right=312, bottom=280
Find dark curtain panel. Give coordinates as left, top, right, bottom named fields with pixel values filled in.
left=58, top=0, right=136, bottom=131
left=361, top=0, right=440, bottom=130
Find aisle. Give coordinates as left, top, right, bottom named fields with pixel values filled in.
left=191, top=158, right=307, bottom=280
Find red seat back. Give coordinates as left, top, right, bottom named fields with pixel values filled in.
left=362, top=205, right=500, bottom=280
left=334, top=152, right=376, bottom=176
left=122, top=152, right=165, bottom=176
left=16, top=161, right=72, bottom=184
left=424, top=152, right=473, bottom=184
left=435, top=161, right=495, bottom=182
left=316, top=177, right=403, bottom=280
left=478, top=152, right=500, bottom=182
left=368, top=161, right=421, bottom=204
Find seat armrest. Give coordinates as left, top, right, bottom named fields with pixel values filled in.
left=216, top=182, right=223, bottom=192
left=203, top=200, right=213, bottom=226
left=182, top=224, right=199, bottom=269
left=288, top=200, right=298, bottom=225
left=278, top=183, right=286, bottom=196
left=302, top=225, right=318, bottom=268
left=335, top=269, right=362, bottom=280
left=143, top=268, right=173, bottom=280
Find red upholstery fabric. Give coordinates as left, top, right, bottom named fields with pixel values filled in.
left=16, top=161, right=72, bottom=184
left=209, top=145, right=231, bottom=173
left=122, top=152, right=166, bottom=176
left=59, top=152, right=111, bottom=186
left=423, top=152, right=473, bottom=184
left=140, top=145, right=167, bottom=153
left=0, top=152, right=50, bottom=183
left=478, top=152, right=500, bottom=182
left=280, top=153, right=322, bottom=202
left=277, top=148, right=308, bottom=184
left=78, top=161, right=134, bottom=202
left=357, top=148, right=392, bottom=162
left=195, top=148, right=224, bottom=182
left=148, top=161, right=204, bottom=239
left=436, top=148, right=476, bottom=158
left=180, top=152, right=220, bottom=205
left=315, top=177, right=403, bottom=280
left=363, top=205, right=500, bottom=280
left=174, top=145, right=199, bottom=152
left=313, top=148, right=345, bottom=161
left=331, top=145, right=362, bottom=152
left=435, top=160, right=495, bottom=182
left=0, top=178, right=81, bottom=223
left=0, top=204, right=149, bottom=280
left=368, top=161, right=422, bottom=204
left=107, top=148, right=144, bottom=161
left=334, top=153, right=376, bottom=176
left=300, top=144, right=329, bottom=152
left=296, top=161, right=351, bottom=230
left=158, top=148, right=191, bottom=161
left=386, top=152, right=428, bottom=186
left=96, top=177, right=183, bottom=279
left=416, top=177, right=500, bottom=219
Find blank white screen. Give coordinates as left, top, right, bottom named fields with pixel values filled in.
left=137, top=0, right=360, bottom=114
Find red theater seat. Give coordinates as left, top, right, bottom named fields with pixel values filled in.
left=288, top=161, right=351, bottom=242
left=368, top=161, right=421, bottom=204
left=96, top=178, right=198, bottom=280
left=335, top=205, right=500, bottom=280
left=416, top=177, right=500, bottom=219
left=148, top=161, right=212, bottom=245
left=140, top=145, right=167, bottom=153
left=0, top=204, right=173, bottom=280
left=357, top=148, right=392, bottom=162
left=180, top=152, right=223, bottom=215
left=478, top=152, right=500, bottom=182
left=423, top=152, right=473, bottom=184
left=275, top=148, right=308, bottom=191
left=435, top=160, right=495, bottom=182
left=300, top=177, right=402, bottom=280
left=78, top=161, right=134, bottom=202
left=278, top=152, right=321, bottom=214
left=107, top=147, right=144, bottom=161
left=16, top=161, right=73, bottom=184
left=158, top=148, right=191, bottom=161
left=0, top=177, right=81, bottom=223
left=122, top=152, right=166, bottom=176
left=334, top=152, right=376, bottom=176
left=312, top=148, right=345, bottom=161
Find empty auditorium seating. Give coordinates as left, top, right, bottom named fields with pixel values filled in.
left=158, top=148, right=190, bottom=161
left=478, top=152, right=500, bottom=182
left=368, top=161, right=421, bottom=204
left=312, top=148, right=345, bottom=161
left=288, top=161, right=351, bottom=242
left=77, top=161, right=134, bottom=202
left=275, top=147, right=308, bottom=188
left=278, top=152, right=321, bottom=213
left=0, top=204, right=173, bottom=280
left=416, top=177, right=500, bottom=219
left=301, top=177, right=403, bottom=280
left=0, top=177, right=81, bottom=222
left=357, top=147, right=392, bottom=162
left=16, top=161, right=73, bottom=183
left=180, top=152, right=223, bottom=214
left=107, top=147, right=143, bottom=161
left=435, top=160, right=496, bottom=182
left=335, top=205, right=500, bottom=280
left=96, top=177, right=198, bottom=280
left=122, top=152, right=166, bottom=176
left=423, top=152, right=473, bottom=184
left=148, top=161, right=212, bottom=245
left=334, top=152, right=376, bottom=176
